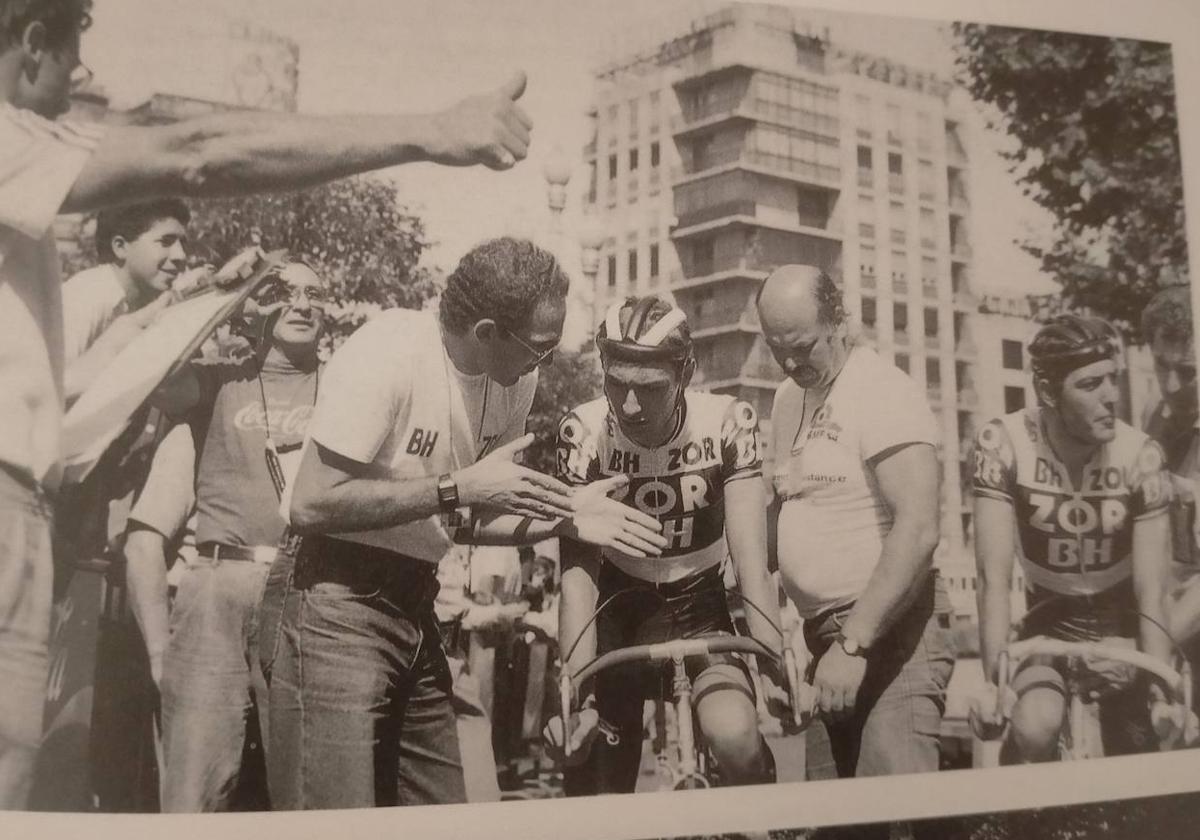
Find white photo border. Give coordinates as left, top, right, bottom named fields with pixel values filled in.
left=11, top=0, right=1200, bottom=837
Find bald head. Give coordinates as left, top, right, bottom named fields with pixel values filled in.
left=758, top=264, right=849, bottom=389
left=757, top=265, right=845, bottom=332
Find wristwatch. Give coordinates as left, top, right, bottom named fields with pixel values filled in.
left=836, top=631, right=869, bottom=658
left=436, top=473, right=460, bottom=513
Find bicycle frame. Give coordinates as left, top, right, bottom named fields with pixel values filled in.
left=560, top=634, right=797, bottom=790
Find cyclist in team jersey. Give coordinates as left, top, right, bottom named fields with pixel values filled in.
left=970, top=313, right=1175, bottom=760
left=543, top=295, right=786, bottom=794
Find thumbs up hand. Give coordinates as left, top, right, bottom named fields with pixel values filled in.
left=426, top=71, right=533, bottom=170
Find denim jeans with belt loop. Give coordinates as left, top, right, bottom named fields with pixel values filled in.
left=0, top=467, right=55, bottom=809
left=802, top=576, right=957, bottom=779
left=159, top=548, right=273, bottom=812
left=261, top=536, right=465, bottom=810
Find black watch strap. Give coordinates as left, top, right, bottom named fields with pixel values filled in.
left=437, top=473, right=460, bottom=513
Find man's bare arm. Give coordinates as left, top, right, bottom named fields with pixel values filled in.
left=725, top=475, right=783, bottom=653
left=559, top=546, right=602, bottom=681
left=289, top=434, right=574, bottom=535
left=974, top=495, right=1017, bottom=681
left=124, top=527, right=171, bottom=687
left=839, top=442, right=941, bottom=648
left=1132, top=510, right=1173, bottom=663
left=63, top=73, right=533, bottom=213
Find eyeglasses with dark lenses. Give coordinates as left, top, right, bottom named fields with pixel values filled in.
left=257, top=276, right=332, bottom=308
left=506, top=329, right=556, bottom=367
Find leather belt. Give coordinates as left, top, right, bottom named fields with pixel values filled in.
left=293, top=534, right=440, bottom=613
left=197, top=541, right=278, bottom=565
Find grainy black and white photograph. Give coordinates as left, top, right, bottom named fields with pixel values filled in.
left=1, top=0, right=1199, bottom=837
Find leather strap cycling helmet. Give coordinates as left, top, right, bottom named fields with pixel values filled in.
left=1028, top=313, right=1122, bottom=384
left=595, top=295, right=693, bottom=370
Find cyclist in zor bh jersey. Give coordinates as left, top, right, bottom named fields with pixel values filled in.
left=970, top=313, right=1174, bottom=760
left=546, top=295, right=786, bottom=793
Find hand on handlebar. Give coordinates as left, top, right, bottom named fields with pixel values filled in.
left=968, top=681, right=1017, bottom=741
left=1148, top=682, right=1199, bottom=749
left=543, top=708, right=602, bottom=767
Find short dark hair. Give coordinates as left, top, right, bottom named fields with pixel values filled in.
left=94, top=199, right=190, bottom=263
left=1141, top=285, right=1192, bottom=344
left=0, top=0, right=92, bottom=52
left=439, top=237, right=569, bottom=334
left=813, top=269, right=848, bottom=328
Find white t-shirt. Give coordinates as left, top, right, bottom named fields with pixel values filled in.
left=290, top=308, right=538, bottom=563
left=0, top=104, right=103, bottom=491
left=771, top=344, right=938, bottom=618
left=62, top=262, right=129, bottom=363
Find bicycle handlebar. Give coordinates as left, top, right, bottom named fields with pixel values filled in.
left=1001, top=636, right=1185, bottom=695
left=570, top=636, right=777, bottom=689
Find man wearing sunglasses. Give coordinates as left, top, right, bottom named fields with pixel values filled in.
left=269, top=237, right=666, bottom=809
left=124, top=260, right=328, bottom=811
left=1, top=0, right=535, bottom=806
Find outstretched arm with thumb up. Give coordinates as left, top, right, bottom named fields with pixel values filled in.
left=426, top=71, right=533, bottom=170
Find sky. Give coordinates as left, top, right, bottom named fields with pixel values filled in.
left=81, top=0, right=1068, bottom=294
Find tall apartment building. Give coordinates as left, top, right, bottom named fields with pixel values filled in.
left=583, top=3, right=977, bottom=559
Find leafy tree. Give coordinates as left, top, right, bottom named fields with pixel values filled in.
left=66, top=175, right=440, bottom=350
left=524, top=350, right=602, bottom=474
left=953, top=24, right=1187, bottom=338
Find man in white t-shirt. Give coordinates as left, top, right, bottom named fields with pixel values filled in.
left=759, top=265, right=955, bottom=781
left=268, top=237, right=665, bottom=809
left=2, top=0, right=536, bottom=806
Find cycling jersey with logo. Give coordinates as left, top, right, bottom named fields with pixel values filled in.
left=556, top=391, right=762, bottom=583
left=972, top=408, right=1170, bottom=599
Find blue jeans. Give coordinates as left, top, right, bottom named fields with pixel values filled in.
left=262, top=538, right=465, bottom=810
left=803, top=580, right=956, bottom=778
left=0, top=471, right=54, bottom=809
left=160, top=558, right=270, bottom=812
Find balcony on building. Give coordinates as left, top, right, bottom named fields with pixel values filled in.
left=671, top=164, right=843, bottom=253
left=953, top=312, right=977, bottom=359
left=673, top=224, right=842, bottom=296
left=676, top=284, right=765, bottom=337
left=948, top=168, right=970, bottom=215
left=949, top=217, right=972, bottom=262
left=945, top=120, right=968, bottom=168
left=951, top=263, right=977, bottom=311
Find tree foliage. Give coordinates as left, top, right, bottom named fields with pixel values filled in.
left=67, top=176, right=440, bottom=349
left=953, top=24, right=1187, bottom=337
left=524, top=350, right=602, bottom=474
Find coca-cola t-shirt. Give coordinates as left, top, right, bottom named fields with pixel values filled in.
left=189, top=355, right=319, bottom=548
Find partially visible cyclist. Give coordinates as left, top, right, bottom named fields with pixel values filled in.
left=545, top=295, right=786, bottom=793
left=970, top=313, right=1174, bottom=761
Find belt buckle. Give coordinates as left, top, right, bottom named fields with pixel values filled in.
left=253, top=546, right=277, bottom=565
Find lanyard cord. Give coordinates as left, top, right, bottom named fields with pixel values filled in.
left=256, top=364, right=319, bottom=455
